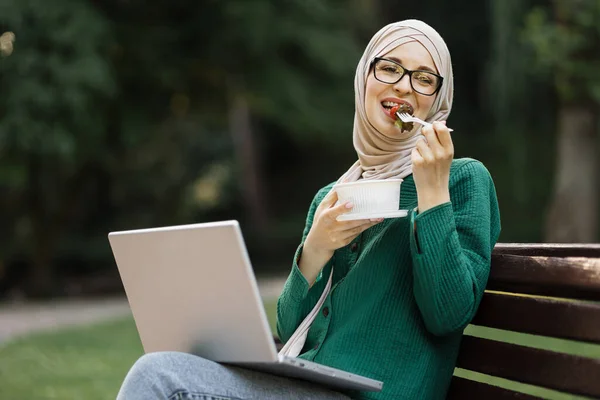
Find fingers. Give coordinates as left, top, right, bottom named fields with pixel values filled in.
left=339, top=220, right=381, bottom=242
left=415, top=137, right=433, bottom=163
left=319, top=189, right=339, bottom=209
left=414, top=122, right=454, bottom=165
left=336, top=219, right=374, bottom=231
left=411, top=146, right=424, bottom=166
left=421, top=125, right=444, bottom=157
left=336, top=218, right=383, bottom=233
left=433, top=121, right=454, bottom=154
left=327, top=199, right=354, bottom=220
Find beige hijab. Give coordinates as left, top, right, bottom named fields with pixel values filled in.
left=338, top=19, right=454, bottom=182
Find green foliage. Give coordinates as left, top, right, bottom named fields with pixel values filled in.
left=487, top=1, right=533, bottom=122
left=0, top=0, right=116, bottom=270
left=522, top=0, right=600, bottom=103
left=214, top=0, right=368, bottom=145
left=0, top=0, right=584, bottom=292
left=0, top=0, right=115, bottom=158
left=0, top=0, right=379, bottom=294
left=476, top=0, right=558, bottom=243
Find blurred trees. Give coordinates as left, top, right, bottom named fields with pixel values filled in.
left=0, top=0, right=115, bottom=295
left=0, top=0, right=597, bottom=298
left=0, top=0, right=375, bottom=296
left=485, top=0, right=557, bottom=243
left=523, top=0, right=600, bottom=242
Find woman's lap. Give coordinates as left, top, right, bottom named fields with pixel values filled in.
left=116, top=351, right=352, bottom=400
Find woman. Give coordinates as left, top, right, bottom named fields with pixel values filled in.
left=116, top=19, right=500, bottom=400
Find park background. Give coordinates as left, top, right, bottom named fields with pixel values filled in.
left=0, top=0, right=599, bottom=399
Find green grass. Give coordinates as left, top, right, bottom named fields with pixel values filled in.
left=1, top=300, right=599, bottom=399
left=0, top=302, right=278, bottom=400
left=0, top=317, right=144, bottom=400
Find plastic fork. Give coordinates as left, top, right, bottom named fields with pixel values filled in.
left=396, top=112, right=454, bottom=132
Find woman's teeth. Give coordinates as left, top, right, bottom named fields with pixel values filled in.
left=382, top=102, right=414, bottom=115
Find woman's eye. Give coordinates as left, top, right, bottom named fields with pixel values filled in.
left=415, top=73, right=434, bottom=85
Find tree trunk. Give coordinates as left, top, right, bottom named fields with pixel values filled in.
left=228, top=90, right=268, bottom=232
left=28, top=230, right=55, bottom=297
left=26, top=156, right=55, bottom=297
left=544, top=104, right=598, bottom=242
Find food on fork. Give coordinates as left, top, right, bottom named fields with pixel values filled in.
left=389, top=104, right=414, bottom=133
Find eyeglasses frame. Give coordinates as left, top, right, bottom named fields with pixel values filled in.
left=369, top=57, right=444, bottom=96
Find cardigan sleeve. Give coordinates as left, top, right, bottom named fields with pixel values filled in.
left=276, top=184, right=335, bottom=343
left=409, top=160, right=501, bottom=336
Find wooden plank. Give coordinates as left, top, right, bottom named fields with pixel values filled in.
left=494, top=243, right=600, bottom=258
left=488, top=254, right=600, bottom=301
left=447, top=376, right=543, bottom=400
left=456, top=336, right=600, bottom=398
left=472, top=292, right=600, bottom=344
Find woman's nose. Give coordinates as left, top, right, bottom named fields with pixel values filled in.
left=393, top=74, right=412, bottom=94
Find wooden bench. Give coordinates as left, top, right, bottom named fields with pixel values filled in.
left=447, top=243, right=600, bottom=399
left=274, top=243, right=600, bottom=399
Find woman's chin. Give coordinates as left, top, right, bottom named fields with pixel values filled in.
left=378, top=127, right=401, bottom=138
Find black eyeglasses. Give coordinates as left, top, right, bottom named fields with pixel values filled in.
left=370, top=57, right=443, bottom=96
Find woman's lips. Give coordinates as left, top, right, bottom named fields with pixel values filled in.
left=381, top=99, right=414, bottom=118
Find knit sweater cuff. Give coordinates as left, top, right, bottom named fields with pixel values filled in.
left=284, top=244, right=312, bottom=301
left=410, top=202, right=454, bottom=256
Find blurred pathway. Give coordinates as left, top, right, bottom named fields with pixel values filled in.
left=0, top=276, right=286, bottom=346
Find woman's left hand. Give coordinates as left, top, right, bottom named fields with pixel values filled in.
left=411, top=121, right=454, bottom=213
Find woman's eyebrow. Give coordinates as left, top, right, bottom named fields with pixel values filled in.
left=387, top=56, right=436, bottom=73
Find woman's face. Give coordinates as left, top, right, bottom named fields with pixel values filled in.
left=365, top=41, right=439, bottom=137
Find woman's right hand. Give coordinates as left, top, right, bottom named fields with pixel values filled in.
left=299, top=189, right=382, bottom=285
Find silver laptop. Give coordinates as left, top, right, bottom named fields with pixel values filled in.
left=108, top=220, right=383, bottom=392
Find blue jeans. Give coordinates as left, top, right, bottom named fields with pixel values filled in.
left=116, top=351, right=353, bottom=400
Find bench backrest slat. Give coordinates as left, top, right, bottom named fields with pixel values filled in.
left=487, top=254, right=600, bottom=301
left=447, top=377, right=543, bottom=400
left=472, top=292, right=600, bottom=344
left=455, top=335, right=600, bottom=398
left=493, top=243, right=600, bottom=258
